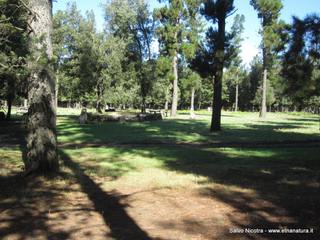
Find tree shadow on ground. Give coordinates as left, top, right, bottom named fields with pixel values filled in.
left=0, top=174, right=72, bottom=240
left=1, top=116, right=320, bottom=239
left=57, top=115, right=320, bottom=145
left=119, top=146, right=320, bottom=240
left=0, top=118, right=26, bottom=146
left=0, top=150, right=155, bottom=240
left=59, top=150, right=154, bottom=240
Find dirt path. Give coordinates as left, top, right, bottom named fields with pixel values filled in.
left=0, top=174, right=299, bottom=240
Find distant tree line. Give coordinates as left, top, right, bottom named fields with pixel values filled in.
left=2, top=1, right=318, bottom=122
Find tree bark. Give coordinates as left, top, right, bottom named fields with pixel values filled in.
left=235, top=74, right=239, bottom=112
left=259, top=68, right=267, bottom=118
left=171, top=52, right=178, bottom=117
left=26, top=0, right=58, bottom=173
left=210, top=16, right=226, bottom=132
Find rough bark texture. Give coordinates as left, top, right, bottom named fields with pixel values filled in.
left=26, top=0, right=58, bottom=173
left=259, top=68, right=267, bottom=118
left=171, top=53, right=178, bottom=117
left=211, top=17, right=225, bottom=132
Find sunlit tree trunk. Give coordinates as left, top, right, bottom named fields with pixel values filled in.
left=190, top=87, right=195, bottom=119
left=260, top=68, right=267, bottom=118
left=26, top=0, right=58, bottom=173
left=171, top=52, right=178, bottom=117
left=164, top=100, right=168, bottom=111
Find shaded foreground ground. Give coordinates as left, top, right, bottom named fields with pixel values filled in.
left=0, top=111, right=319, bottom=240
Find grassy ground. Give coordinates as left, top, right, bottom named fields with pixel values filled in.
left=57, top=109, right=320, bottom=144
left=1, top=109, right=319, bottom=240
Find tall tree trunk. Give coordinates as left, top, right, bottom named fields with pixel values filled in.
left=164, top=100, right=168, bottom=111
left=190, top=87, right=195, bottom=112
left=171, top=52, right=178, bottom=117
left=55, top=71, right=59, bottom=109
left=190, top=87, right=195, bottom=119
left=96, top=81, right=103, bottom=114
left=235, top=74, right=239, bottom=112
left=164, top=86, right=170, bottom=112
left=26, top=0, right=58, bottom=174
left=211, top=16, right=226, bottom=132
left=141, top=98, right=146, bottom=113
left=259, top=68, right=267, bottom=118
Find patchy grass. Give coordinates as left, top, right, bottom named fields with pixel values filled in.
left=1, top=145, right=319, bottom=239
left=1, top=110, right=320, bottom=239
left=57, top=110, right=320, bottom=144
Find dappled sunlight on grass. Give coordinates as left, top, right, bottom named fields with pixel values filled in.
left=1, top=111, right=320, bottom=239
left=56, top=111, right=320, bottom=145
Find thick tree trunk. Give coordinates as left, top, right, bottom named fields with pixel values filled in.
left=211, top=16, right=225, bottom=132
left=235, top=74, right=239, bottom=112
left=26, top=0, right=58, bottom=173
left=171, top=52, right=178, bottom=117
left=259, top=68, right=267, bottom=118
left=211, top=74, right=222, bottom=131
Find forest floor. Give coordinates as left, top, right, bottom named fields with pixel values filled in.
left=0, top=110, right=319, bottom=240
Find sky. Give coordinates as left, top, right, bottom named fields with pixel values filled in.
left=53, top=0, right=320, bottom=65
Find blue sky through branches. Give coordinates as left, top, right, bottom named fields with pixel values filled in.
left=53, top=0, right=319, bottom=65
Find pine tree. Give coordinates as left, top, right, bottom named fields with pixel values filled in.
left=282, top=14, right=320, bottom=109
left=0, top=0, right=29, bottom=119
left=201, top=0, right=235, bottom=131
left=26, top=0, right=58, bottom=173
left=250, top=0, right=283, bottom=118
left=154, top=0, right=201, bottom=116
